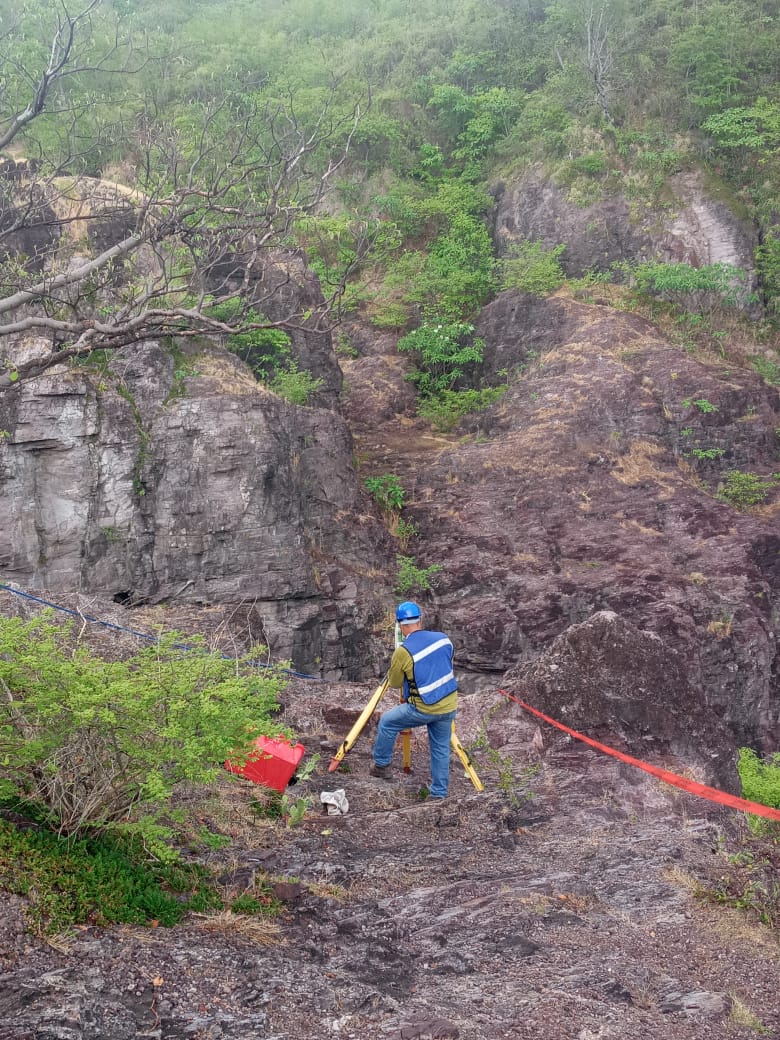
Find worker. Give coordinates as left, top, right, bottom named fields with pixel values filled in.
left=370, top=601, right=458, bottom=799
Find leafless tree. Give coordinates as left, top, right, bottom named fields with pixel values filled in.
left=554, top=0, right=621, bottom=124
left=0, top=3, right=364, bottom=390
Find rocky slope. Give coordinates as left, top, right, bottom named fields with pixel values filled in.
left=0, top=161, right=779, bottom=1039
left=2, top=162, right=779, bottom=773
left=341, top=286, right=779, bottom=786
left=493, top=165, right=759, bottom=300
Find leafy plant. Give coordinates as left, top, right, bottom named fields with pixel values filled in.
left=719, top=470, right=776, bottom=508
left=364, top=474, right=406, bottom=514
left=418, top=386, right=507, bottom=431
left=0, top=613, right=288, bottom=837
left=397, top=321, right=485, bottom=397
left=0, top=811, right=221, bottom=935
left=623, top=260, right=748, bottom=312
left=738, top=748, right=780, bottom=812
left=751, top=355, right=780, bottom=385
left=682, top=397, right=719, bottom=414
left=270, top=361, right=324, bottom=405
left=501, top=241, right=566, bottom=297
left=394, top=517, right=419, bottom=552
left=395, top=555, right=442, bottom=595
left=689, top=446, right=725, bottom=460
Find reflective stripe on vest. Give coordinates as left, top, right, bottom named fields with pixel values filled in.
left=403, top=630, right=458, bottom=705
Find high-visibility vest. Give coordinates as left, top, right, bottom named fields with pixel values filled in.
left=402, top=630, right=458, bottom=705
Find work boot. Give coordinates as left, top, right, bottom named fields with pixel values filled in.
left=370, top=762, right=392, bottom=779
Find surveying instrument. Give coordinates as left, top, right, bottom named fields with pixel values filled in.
left=327, top=619, right=484, bottom=792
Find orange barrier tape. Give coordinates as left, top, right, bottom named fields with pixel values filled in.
left=498, top=688, right=780, bottom=823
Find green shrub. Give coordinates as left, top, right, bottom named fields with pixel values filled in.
left=0, top=814, right=221, bottom=934
left=270, top=361, right=324, bottom=405
left=364, top=474, right=405, bottom=513
left=502, top=241, right=566, bottom=297
left=682, top=397, right=719, bottom=414
left=619, top=260, right=750, bottom=313
left=719, top=470, right=776, bottom=508
left=0, top=613, right=288, bottom=836
left=418, top=386, right=507, bottom=431
left=751, top=355, right=780, bottom=386
left=396, top=555, right=442, bottom=595
left=738, top=748, right=780, bottom=810
left=397, top=321, right=485, bottom=397
left=206, top=301, right=293, bottom=379
left=567, top=153, right=608, bottom=177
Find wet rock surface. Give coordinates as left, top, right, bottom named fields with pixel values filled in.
left=0, top=680, right=778, bottom=1040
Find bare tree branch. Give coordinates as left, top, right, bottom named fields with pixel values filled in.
left=0, top=7, right=364, bottom=391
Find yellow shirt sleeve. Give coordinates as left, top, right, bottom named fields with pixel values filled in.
left=388, top=646, right=414, bottom=690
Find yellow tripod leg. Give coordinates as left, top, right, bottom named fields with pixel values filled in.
left=328, top=678, right=389, bottom=772
left=401, top=728, right=412, bottom=772
left=450, top=723, right=484, bottom=792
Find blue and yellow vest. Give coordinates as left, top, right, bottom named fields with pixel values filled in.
left=402, top=630, right=458, bottom=705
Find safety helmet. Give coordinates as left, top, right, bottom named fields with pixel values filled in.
left=396, top=601, right=422, bottom=623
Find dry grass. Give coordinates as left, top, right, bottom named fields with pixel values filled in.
left=665, top=865, right=780, bottom=955
left=192, top=910, right=283, bottom=945
left=611, top=439, right=675, bottom=493
left=729, top=995, right=770, bottom=1033
left=686, top=571, right=708, bottom=585
left=619, top=519, right=665, bottom=538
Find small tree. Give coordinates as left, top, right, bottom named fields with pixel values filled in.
left=0, top=612, right=288, bottom=836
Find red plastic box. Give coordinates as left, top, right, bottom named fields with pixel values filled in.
left=225, top=736, right=306, bottom=792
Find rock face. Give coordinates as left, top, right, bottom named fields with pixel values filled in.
left=494, top=167, right=758, bottom=300
left=502, top=610, right=737, bottom=785
left=344, top=289, right=779, bottom=783
left=0, top=342, right=394, bottom=678
left=1, top=161, right=778, bottom=775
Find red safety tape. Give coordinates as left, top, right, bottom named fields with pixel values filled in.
left=498, top=688, right=780, bottom=822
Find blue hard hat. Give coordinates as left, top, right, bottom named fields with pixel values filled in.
left=396, top=601, right=422, bottom=623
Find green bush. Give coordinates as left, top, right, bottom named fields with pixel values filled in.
left=502, top=241, right=566, bottom=297
left=418, top=386, right=507, bottom=431
left=270, top=361, right=324, bottom=405
left=719, top=470, right=776, bottom=508
left=395, top=555, right=442, bottom=596
left=397, top=321, right=485, bottom=397
left=0, top=613, right=288, bottom=836
left=567, top=153, right=608, bottom=177
left=206, top=301, right=293, bottom=379
left=738, top=748, right=780, bottom=810
left=751, top=355, right=780, bottom=385
left=0, top=814, right=221, bottom=934
left=619, top=260, right=750, bottom=313
left=364, top=474, right=405, bottom=513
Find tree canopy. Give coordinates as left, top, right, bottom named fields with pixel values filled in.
left=1, top=0, right=779, bottom=389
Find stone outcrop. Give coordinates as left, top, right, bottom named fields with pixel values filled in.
left=493, top=166, right=759, bottom=304
left=0, top=341, right=395, bottom=678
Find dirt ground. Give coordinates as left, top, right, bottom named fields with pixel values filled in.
left=1, top=678, right=779, bottom=1040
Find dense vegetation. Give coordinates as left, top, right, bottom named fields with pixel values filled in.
left=5, top=0, right=780, bottom=323
left=3, top=0, right=778, bottom=411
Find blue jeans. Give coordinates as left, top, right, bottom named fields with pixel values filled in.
left=373, top=701, right=456, bottom=798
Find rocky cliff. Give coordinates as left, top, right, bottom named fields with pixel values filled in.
left=1, top=165, right=778, bottom=777
left=0, top=340, right=394, bottom=678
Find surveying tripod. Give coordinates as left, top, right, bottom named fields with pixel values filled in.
left=327, top=675, right=484, bottom=792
